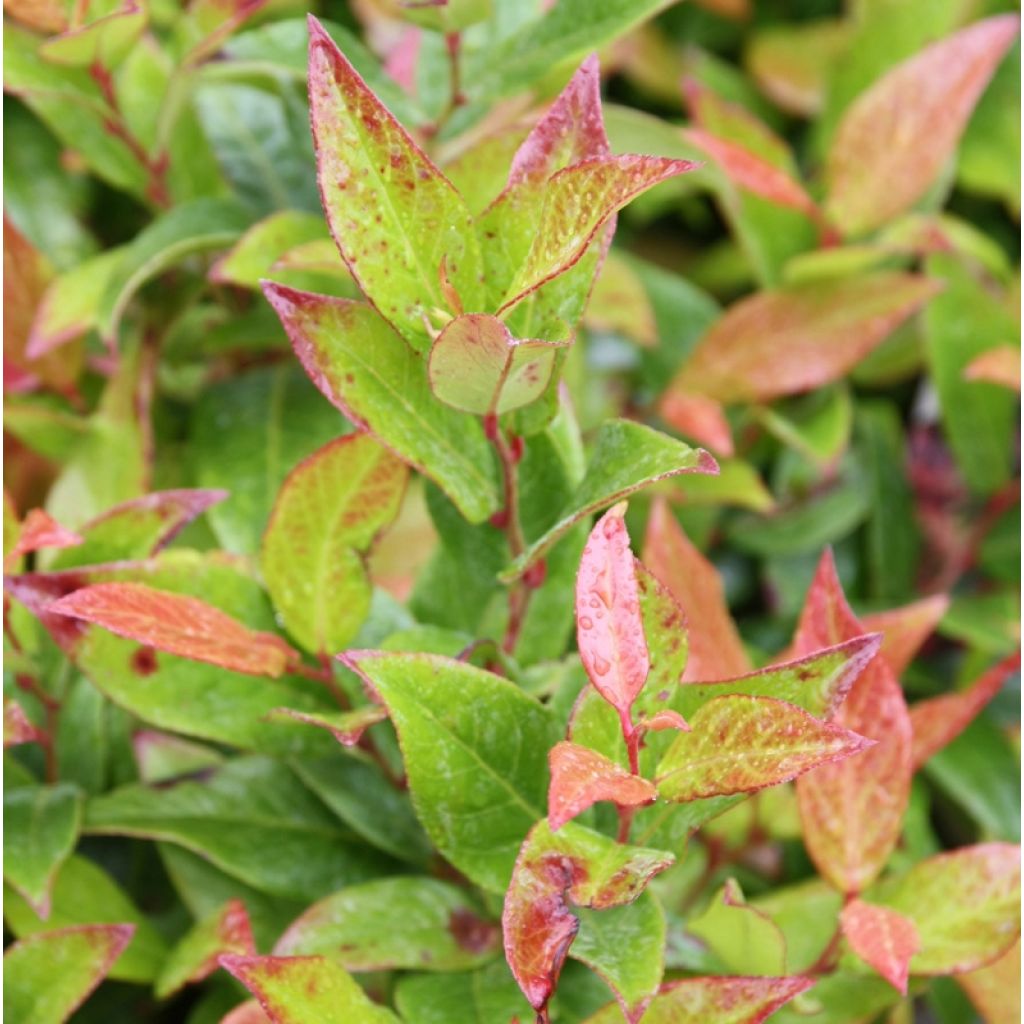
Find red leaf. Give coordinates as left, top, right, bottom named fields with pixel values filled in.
left=659, top=391, right=735, bottom=456
left=576, top=504, right=649, bottom=721
left=642, top=499, right=751, bottom=682
left=825, top=14, right=1020, bottom=236
left=3, top=697, right=41, bottom=748
left=47, top=582, right=297, bottom=678
left=841, top=898, right=920, bottom=994
left=861, top=594, right=950, bottom=678
left=548, top=741, right=656, bottom=831
left=910, top=651, right=1020, bottom=771
left=793, top=551, right=912, bottom=894
left=5, top=508, right=83, bottom=571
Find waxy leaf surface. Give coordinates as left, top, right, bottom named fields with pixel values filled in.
left=825, top=15, right=1021, bottom=236
left=264, top=284, right=500, bottom=524
left=308, top=16, right=480, bottom=349
left=275, top=877, right=499, bottom=971
left=342, top=650, right=558, bottom=892
left=261, top=433, right=406, bottom=653
left=688, top=880, right=787, bottom=977
left=840, top=899, right=919, bottom=994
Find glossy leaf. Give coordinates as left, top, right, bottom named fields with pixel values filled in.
left=840, top=899, right=919, bottom=994
left=825, top=15, right=1021, bottom=236
left=275, top=877, right=499, bottom=971
left=48, top=582, right=297, bottom=677
left=4, top=508, right=82, bottom=571
left=264, top=284, right=500, bottom=524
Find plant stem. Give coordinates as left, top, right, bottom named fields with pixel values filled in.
left=615, top=708, right=642, bottom=843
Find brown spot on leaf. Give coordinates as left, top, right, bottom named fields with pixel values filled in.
left=448, top=908, right=499, bottom=954
left=131, top=646, right=158, bottom=676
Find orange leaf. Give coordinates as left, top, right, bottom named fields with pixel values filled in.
left=861, top=594, right=950, bottom=678
left=659, top=391, right=734, bottom=457
left=957, top=936, right=1020, bottom=1024
left=965, top=346, right=1021, bottom=392
left=841, top=898, right=920, bottom=994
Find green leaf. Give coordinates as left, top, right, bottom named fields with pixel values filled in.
left=262, top=434, right=407, bottom=654
left=84, top=757, right=392, bottom=902
left=3, top=925, right=134, bottom=1024
left=275, top=877, right=499, bottom=971
left=3, top=783, right=81, bottom=916
left=688, top=879, right=787, bottom=976
left=502, top=420, right=716, bottom=581
left=264, top=285, right=501, bottom=524
left=342, top=650, right=559, bottom=892
left=757, top=973, right=896, bottom=1024
left=394, top=962, right=532, bottom=1024
left=210, top=211, right=330, bottom=289
left=38, top=2, right=146, bottom=69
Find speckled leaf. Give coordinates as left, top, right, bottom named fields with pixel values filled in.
left=3, top=783, right=81, bottom=916
left=4, top=508, right=82, bottom=571
left=342, top=650, right=558, bottom=892
left=825, top=15, right=1021, bottom=236
left=155, top=900, right=255, bottom=999
left=3, top=925, right=134, bottom=1024
left=548, top=742, right=656, bottom=831
left=583, top=975, right=813, bottom=1024
left=668, top=273, right=940, bottom=405
left=48, top=582, right=297, bottom=678
left=861, top=594, right=951, bottom=679
left=875, top=843, right=1020, bottom=974
left=502, top=422, right=716, bottom=581
left=910, top=652, right=1020, bottom=771
left=264, top=284, right=500, bottom=524
left=261, top=434, right=406, bottom=654
left=502, top=818, right=673, bottom=1015
left=221, top=954, right=399, bottom=1023
left=657, top=696, right=872, bottom=802
left=840, top=899, right=919, bottom=994
left=275, top=877, right=499, bottom=971
left=308, top=16, right=480, bottom=350
left=794, top=551, right=913, bottom=894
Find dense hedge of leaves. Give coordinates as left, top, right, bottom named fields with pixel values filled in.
left=3, top=2, right=1021, bottom=1023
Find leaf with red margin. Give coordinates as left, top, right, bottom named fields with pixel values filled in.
left=4, top=508, right=83, bottom=571
left=502, top=818, right=674, bottom=1016
left=666, top=273, right=941, bottom=405
left=3, top=697, right=41, bottom=748
left=48, top=489, right=228, bottom=571
left=656, top=695, right=873, bottom=803
left=262, top=284, right=501, bottom=525
left=548, top=742, right=656, bottom=831
left=965, top=346, right=1021, bottom=392
left=583, top=975, right=813, bottom=1024
left=155, top=900, right=255, bottom=999
left=47, top=582, right=297, bottom=678
left=910, top=651, right=1020, bottom=771
left=307, top=16, right=480, bottom=351
left=643, top=498, right=751, bottom=682
left=793, top=550, right=913, bottom=895
left=263, top=705, right=387, bottom=748
left=861, top=594, right=950, bottom=678
left=220, top=953, right=399, bottom=1023
left=874, top=843, right=1021, bottom=975
left=840, top=899, right=919, bottom=994
left=825, top=15, right=1020, bottom=236
left=576, top=504, right=649, bottom=720
left=3, top=924, right=134, bottom=1024
left=957, top=935, right=1020, bottom=1024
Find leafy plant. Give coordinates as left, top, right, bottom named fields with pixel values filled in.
left=3, top=2, right=1020, bottom=1024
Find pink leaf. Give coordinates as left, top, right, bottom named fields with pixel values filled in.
left=841, top=898, right=920, bottom=994
left=4, top=508, right=82, bottom=571
left=659, top=390, right=734, bottom=456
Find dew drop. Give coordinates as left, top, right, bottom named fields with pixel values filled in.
left=590, top=654, right=611, bottom=677
left=579, top=616, right=593, bottom=630
left=602, top=517, right=619, bottom=539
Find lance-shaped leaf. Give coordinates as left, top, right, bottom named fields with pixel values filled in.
left=221, top=954, right=399, bottom=1023
left=861, top=594, right=950, bottom=678
left=48, top=582, right=297, bottom=678
left=965, top=346, right=1021, bottom=391
left=155, top=900, right=255, bottom=999
left=308, top=16, right=480, bottom=350
left=502, top=818, right=674, bottom=1016
left=657, top=696, right=872, bottom=803
left=840, top=899, right=919, bottom=994
left=825, top=15, right=1021, bottom=236
left=342, top=650, right=558, bottom=892
left=275, top=877, right=499, bottom=971
left=688, top=879, right=787, bottom=977
left=49, top=489, right=228, bottom=570
left=584, top=975, right=813, bottom=1024
left=4, top=509, right=82, bottom=571
left=794, top=551, right=913, bottom=894
left=910, top=651, right=1020, bottom=771
left=261, top=434, right=406, bottom=654
left=3, top=783, right=82, bottom=917
left=3, top=924, right=134, bottom=1024
left=576, top=504, right=649, bottom=719
left=263, top=284, right=500, bottom=524
left=956, top=936, right=1020, bottom=1024
left=667, top=273, right=940, bottom=405
left=643, top=499, right=751, bottom=681
left=502, top=421, right=716, bottom=582
left=875, top=843, right=1021, bottom=975
left=428, top=313, right=570, bottom=416
left=265, top=706, right=387, bottom=748
left=4, top=697, right=41, bottom=748
left=548, top=742, right=656, bottom=831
